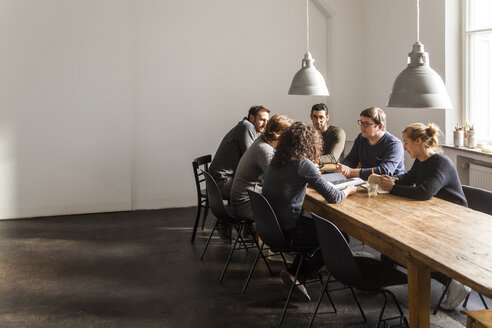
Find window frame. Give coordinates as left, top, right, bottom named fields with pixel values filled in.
left=462, top=0, right=492, bottom=142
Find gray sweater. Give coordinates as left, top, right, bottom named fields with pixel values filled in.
left=319, top=125, right=346, bottom=164
left=263, top=158, right=346, bottom=231
left=231, top=137, right=274, bottom=219
left=209, top=118, right=257, bottom=182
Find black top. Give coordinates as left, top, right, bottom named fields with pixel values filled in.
left=391, top=153, right=467, bottom=207
left=262, top=158, right=346, bottom=231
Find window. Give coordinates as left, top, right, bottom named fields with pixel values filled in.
left=464, top=0, right=492, bottom=141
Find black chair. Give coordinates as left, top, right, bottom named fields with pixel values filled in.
left=433, top=185, right=491, bottom=313
left=463, top=185, right=492, bottom=215
left=200, top=171, right=258, bottom=283
left=312, top=213, right=409, bottom=328
left=244, top=190, right=334, bottom=327
left=191, top=155, right=212, bottom=243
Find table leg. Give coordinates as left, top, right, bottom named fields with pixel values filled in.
left=407, top=261, right=431, bottom=328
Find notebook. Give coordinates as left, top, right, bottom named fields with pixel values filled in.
left=322, top=172, right=365, bottom=190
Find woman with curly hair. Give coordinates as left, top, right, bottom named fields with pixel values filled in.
left=262, top=121, right=356, bottom=300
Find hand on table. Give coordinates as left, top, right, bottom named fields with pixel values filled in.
left=336, top=164, right=354, bottom=178
left=343, top=184, right=357, bottom=197
left=379, top=175, right=395, bottom=191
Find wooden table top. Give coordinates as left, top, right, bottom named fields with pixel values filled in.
left=304, top=188, right=492, bottom=299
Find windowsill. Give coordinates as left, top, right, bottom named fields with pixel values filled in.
left=442, top=145, right=492, bottom=159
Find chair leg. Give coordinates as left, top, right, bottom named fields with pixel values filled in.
left=242, top=243, right=263, bottom=294
left=463, top=292, right=471, bottom=308
left=245, top=225, right=273, bottom=276
left=387, top=290, right=409, bottom=327
left=191, top=203, right=202, bottom=243
left=433, top=278, right=452, bottom=315
left=219, top=223, right=243, bottom=283
left=462, top=291, right=489, bottom=310
left=319, top=273, right=336, bottom=313
left=200, top=220, right=217, bottom=260
left=479, top=293, right=489, bottom=309
left=349, top=287, right=367, bottom=323
left=280, top=252, right=292, bottom=271
left=279, top=254, right=304, bottom=327
left=201, top=203, right=209, bottom=230
left=375, top=292, right=388, bottom=328
left=308, top=274, right=331, bottom=328
left=234, top=224, right=250, bottom=251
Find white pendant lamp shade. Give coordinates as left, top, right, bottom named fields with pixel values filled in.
left=387, top=42, right=452, bottom=108
left=288, top=0, right=329, bottom=96
left=387, top=0, right=452, bottom=109
left=288, top=52, right=329, bottom=96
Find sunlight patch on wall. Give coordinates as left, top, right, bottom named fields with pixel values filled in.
left=0, top=125, right=17, bottom=219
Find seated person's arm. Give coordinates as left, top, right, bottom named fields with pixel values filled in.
left=337, top=137, right=359, bottom=178
left=358, top=141, right=404, bottom=180
left=239, top=126, right=256, bottom=154
left=302, top=160, right=348, bottom=203
left=319, top=129, right=346, bottom=164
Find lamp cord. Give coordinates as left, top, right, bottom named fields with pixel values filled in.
left=306, top=0, right=309, bottom=52
left=416, top=0, right=420, bottom=42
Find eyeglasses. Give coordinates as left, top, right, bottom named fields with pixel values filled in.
left=357, top=120, right=377, bottom=128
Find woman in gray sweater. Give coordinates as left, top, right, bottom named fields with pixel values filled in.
left=263, top=122, right=356, bottom=300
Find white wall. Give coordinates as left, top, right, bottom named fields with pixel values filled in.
left=360, top=0, right=448, bottom=169
left=0, top=0, right=364, bottom=219
left=0, top=0, right=132, bottom=219
left=0, top=0, right=457, bottom=219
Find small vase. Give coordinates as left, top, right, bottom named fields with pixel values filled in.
left=467, top=130, right=477, bottom=148
left=453, top=130, right=464, bottom=147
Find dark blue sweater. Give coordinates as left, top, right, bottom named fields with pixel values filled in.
left=391, top=153, right=467, bottom=206
left=342, top=132, right=405, bottom=180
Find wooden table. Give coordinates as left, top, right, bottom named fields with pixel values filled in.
left=303, top=188, right=492, bottom=328
left=463, top=309, right=492, bottom=328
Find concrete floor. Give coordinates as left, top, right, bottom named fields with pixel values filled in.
left=0, top=207, right=489, bottom=327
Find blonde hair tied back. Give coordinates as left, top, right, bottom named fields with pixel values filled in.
left=403, top=122, right=442, bottom=152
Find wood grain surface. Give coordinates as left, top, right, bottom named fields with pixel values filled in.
left=303, top=187, right=492, bottom=327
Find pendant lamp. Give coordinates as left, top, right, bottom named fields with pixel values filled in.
left=288, top=0, right=329, bottom=96
left=387, top=0, right=452, bottom=109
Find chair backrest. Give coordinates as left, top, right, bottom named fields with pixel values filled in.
left=192, top=155, right=212, bottom=198
left=312, top=213, right=366, bottom=287
left=203, top=170, right=233, bottom=220
left=462, top=185, right=492, bottom=215
left=247, top=190, right=292, bottom=251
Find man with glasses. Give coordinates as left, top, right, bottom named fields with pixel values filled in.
left=336, top=107, right=405, bottom=180
left=310, top=103, right=346, bottom=165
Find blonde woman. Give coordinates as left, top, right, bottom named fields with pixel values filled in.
left=380, top=123, right=466, bottom=206
left=380, top=123, right=469, bottom=310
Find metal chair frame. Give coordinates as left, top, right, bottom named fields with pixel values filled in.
left=191, top=155, right=212, bottom=243
left=312, top=214, right=409, bottom=328
left=245, top=190, right=334, bottom=327
left=200, top=171, right=261, bottom=283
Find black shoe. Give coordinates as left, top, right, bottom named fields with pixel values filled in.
left=279, top=270, right=311, bottom=302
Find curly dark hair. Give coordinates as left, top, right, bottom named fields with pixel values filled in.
left=270, top=121, right=323, bottom=168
